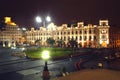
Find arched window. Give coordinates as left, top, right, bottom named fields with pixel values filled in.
left=80, top=30, right=82, bottom=34
left=80, top=36, right=82, bottom=41
left=84, top=30, right=87, bottom=34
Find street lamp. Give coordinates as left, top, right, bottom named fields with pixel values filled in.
left=36, top=16, right=42, bottom=23
left=46, top=16, right=51, bottom=22
left=35, top=16, right=51, bottom=27
left=41, top=50, right=50, bottom=79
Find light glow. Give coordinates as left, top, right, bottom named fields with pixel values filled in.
left=100, top=40, right=102, bottom=44
left=46, top=16, right=51, bottom=22
left=36, top=16, right=42, bottom=23
left=41, top=51, right=50, bottom=60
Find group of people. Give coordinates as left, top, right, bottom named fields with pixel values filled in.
left=61, top=58, right=83, bottom=76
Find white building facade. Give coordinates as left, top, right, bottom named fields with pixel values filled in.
left=26, top=20, right=110, bottom=48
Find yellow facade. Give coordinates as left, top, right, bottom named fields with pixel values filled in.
left=5, top=17, right=16, bottom=26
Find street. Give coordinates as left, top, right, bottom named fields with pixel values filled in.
left=0, top=48, right=116, bottom=80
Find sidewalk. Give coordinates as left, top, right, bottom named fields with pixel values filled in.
left=109, top=59, right=120, bottom=70
left=53, top=69, right=120, bottom=80
left=17, top=68, right=61, bottom=80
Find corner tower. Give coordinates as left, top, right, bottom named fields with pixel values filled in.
left=98, top=20, right=110, bottom=48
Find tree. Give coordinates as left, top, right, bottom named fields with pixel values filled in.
left=56, top=39, right=64, bottom=47
left=35, top=39, right=41, bottom=46
left=46, top=38, right=55, bottom=47
left=0, top=21, right=6, bottom=30
left=68, top=38, right=78, bottom=54
left=69, top=38, right=78, bottom=48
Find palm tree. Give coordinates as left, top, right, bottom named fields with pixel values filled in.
left=46, top=38, right=55, bottom=47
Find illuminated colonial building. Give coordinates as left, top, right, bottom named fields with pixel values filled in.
left=26, top=20, right=110, bottom=48
left=0, top=17, right=25, bottom=47
left=109, top=26, right=120, bottom=50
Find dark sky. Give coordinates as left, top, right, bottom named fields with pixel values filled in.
left=0, top=0, right=120, bottom=27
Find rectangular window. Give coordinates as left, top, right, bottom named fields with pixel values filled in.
left=72, top=31, right=74, bottom=34
left=76, top=31, right=78, bottom=34
left=68, top=32, right=70, bottom=34
left=84, top=36, right=87, bottom=41
left=76, top=36, right=78, bottom=40
left=89, top=36, right=91, bottom=40
left=80, top=36, right=82, bottom=41
left=89, top=30, right=91, bottom=34
left=80, top=30, right=82, bottom=34
left=61, top=37, right=62, bottom=40
left=94, top=36, right=97, bottom=40
left=64, top=32, right=66, bottom=35
left=84, top=30, right=87, bottom=34
left=64, top=36, right=66, bottom=41
left=61, top=32, right=62, bottom=35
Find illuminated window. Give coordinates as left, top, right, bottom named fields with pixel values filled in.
left=64, top=32, right=66, bottom=34
left=76, top=31, right=78, bottom=34
left=84, top=30, right=87, bottom=34
left=89, top=30, right=91, bottom=34
left=80, top=30, right=82, bottom=34
left=72, top=36, right=74, bottom=39
left=72, top=31, right=74, bottom=34
left=76, top=36, right=78, bottom=40
left=93, top=30, right=96, bottom=34
left=61, top=32, right=62, bottom=35
left=101, top=30, right=107, bottom=34
left=102, top=22, right=106, bottom=26
left=64, top=36, right=66, bottom=41
left=61, top=37, right=62, bottom=40
left=80, top=36, right=82, bottom=40
left=94, top=36, right=97, bottom=40
left=68, top=36, right=70, bottom=40
left=84, top=36, right=87, bottom=41
left=68, top=31, right=70, bottom=34
left=89, top=36, right=91, bottom=40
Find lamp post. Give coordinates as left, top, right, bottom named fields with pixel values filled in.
left=41, top=50, right=50, bottom=79
left=35, top=16, right=51, bottom=28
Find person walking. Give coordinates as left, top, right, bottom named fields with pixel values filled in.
left=75, top=59, right=82, bottom=70
left=75, top=61, right=80, bottom=70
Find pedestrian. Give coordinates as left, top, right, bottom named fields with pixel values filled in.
left=62, top=66, right=66, bottom=73
left=62, top=66, right=67, bottom=76
left=69, top=54, right=72, bottom=61
left=75, top=61, right=80, bottom=70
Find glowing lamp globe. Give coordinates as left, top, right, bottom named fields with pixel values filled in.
left=41, top=51, right=50, bottom=60
left=36, top=16, right=42, bottom=23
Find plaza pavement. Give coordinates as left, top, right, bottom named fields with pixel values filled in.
left=53, top=69, right=120, bottom=80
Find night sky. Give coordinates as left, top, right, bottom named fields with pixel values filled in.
left=0, top=0, right=120, bottom=27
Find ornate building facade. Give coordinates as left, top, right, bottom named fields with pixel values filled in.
left=0, top=17, right=25, bottom=47
left=109, top=26, right=120, bottom=50
left=26, top=20, right=110, bottom=48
